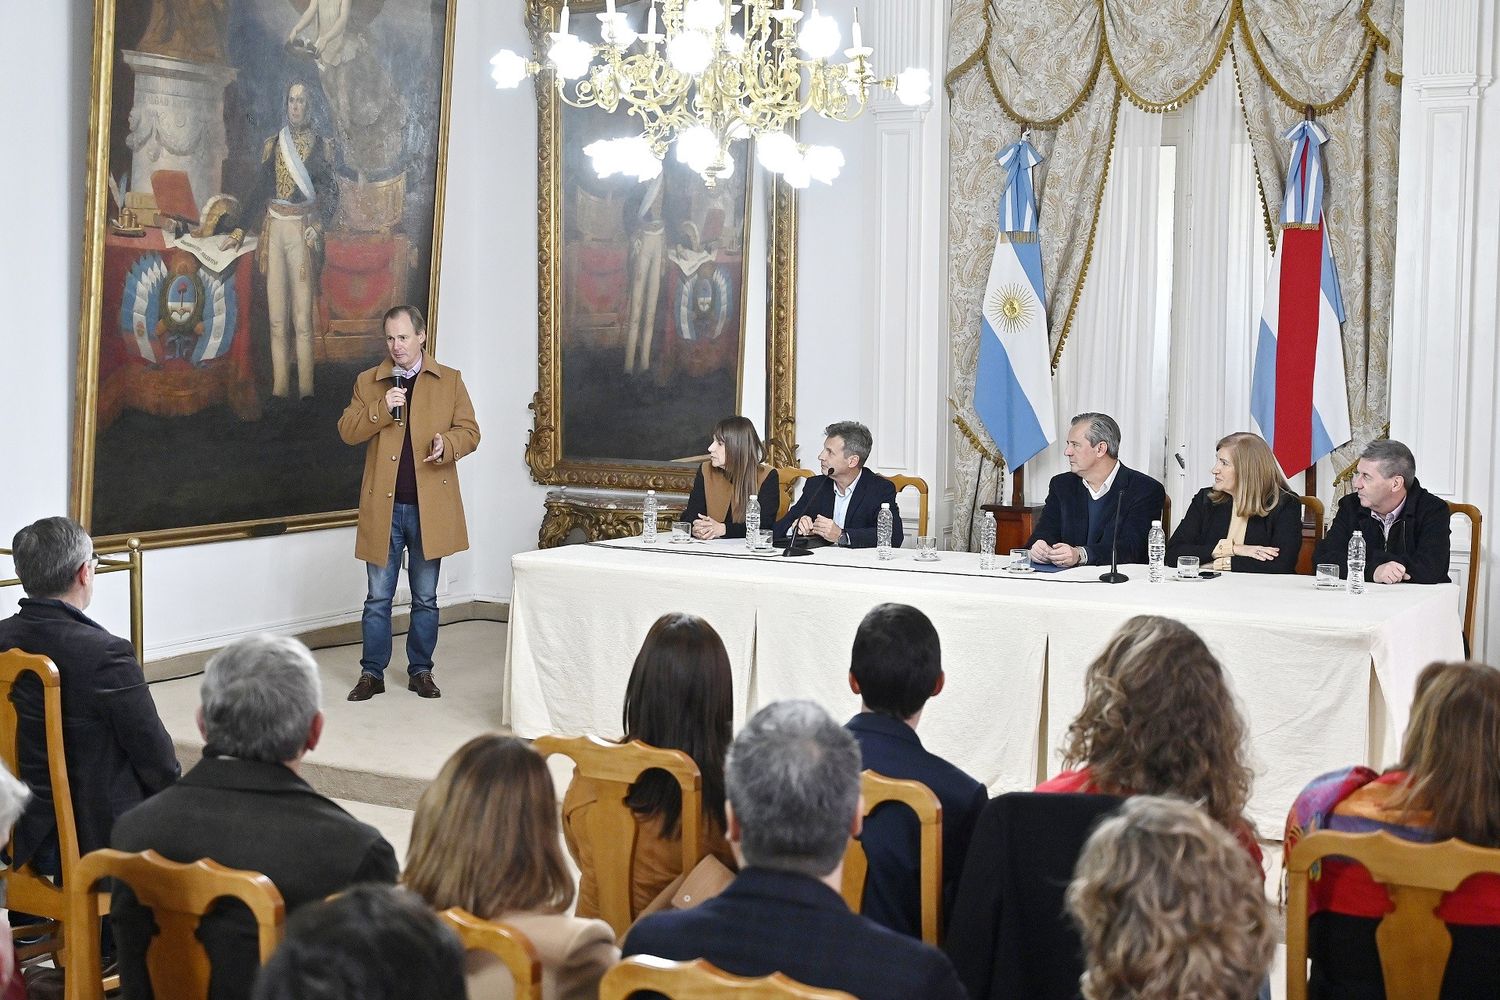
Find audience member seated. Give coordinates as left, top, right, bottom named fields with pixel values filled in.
left=1037, top=615, right=1262, bottom=868
left=0, top=763, right=30, bottom=1000
left=1285, top=660, right=1500, bottom=999
left=1027, top=412, right=1166, bottom=568
left=1313, top=438, right=1451, bottom=584
left=251, top=884, right=465, bottom=1000
left=773, top=421, right=903, bottom=549
left=1067, top=795, right=1274, bottom=1000
left=844, top=603, right=986, bottom=937
left=404, top=734, right=617, bottom=1000
left=562, top=612, right=738, bottom=920
left=680, top=416, right=780, bottom=540
left=0, top=517, right=178, bottom=897
left=110, top=634, right=399, bottom=1000
left=1166, top=431, right=1302, bottom=574
left=623, top=700, right=966, bottom=999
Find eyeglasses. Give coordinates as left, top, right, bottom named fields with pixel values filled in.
left=87, top=553, right=100, bottom=571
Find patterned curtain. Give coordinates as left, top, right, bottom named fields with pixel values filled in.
left=946, top=0, right=1403, bottom=548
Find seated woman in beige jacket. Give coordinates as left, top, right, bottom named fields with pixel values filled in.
left=405, top=735, right=617, bottom=1000
left=562, top=612, right=738, bottom=920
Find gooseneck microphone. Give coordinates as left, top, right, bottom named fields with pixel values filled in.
left=783, top=470, right=831, bottom=558
left=392, top=373, right=407, bottom=426
left=1099, top=478, right=1130, bottom=584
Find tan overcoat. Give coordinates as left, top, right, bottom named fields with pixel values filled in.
left=337, top=354, right=480, bottom=564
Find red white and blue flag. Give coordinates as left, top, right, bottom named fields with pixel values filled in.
left=1250, top=120, right=1351, bottom=476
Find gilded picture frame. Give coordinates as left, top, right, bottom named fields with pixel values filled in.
left=523, top=0, right=799, bottom=494
left=71, top=0, right=459, bottom=549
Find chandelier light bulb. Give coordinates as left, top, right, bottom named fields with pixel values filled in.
left=547, top=34, right=594, bottom=80
left=488, top=49, right=530, bottom=89
left=666, top=30, right=714, bottom=75
left=676, top=126, right=719, bottom=174
left=585, top=136, right=662, bottom=181
left=723, top=30, right=746, bottom=56
left=711, top=152, right=735, bottom=180
left=783, top=156, right=812, bottom=189
left=797, top=13, right=840, bottom=60
left=803, top=144, right=844, bottom=184
left=599, top=12, right=637, bottom=48
left=895, top=67, right=932, bottom=106
left=756, top=130, right=799, bottom=173
left=683, top=0, right=723, bottom=32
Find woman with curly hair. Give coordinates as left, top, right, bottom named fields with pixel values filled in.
left=1037, top=614, right=1261, bottom=866
left=1285, top=660, right=1500, bottom=998
left=1067, top=795, right=1274, bottom=1000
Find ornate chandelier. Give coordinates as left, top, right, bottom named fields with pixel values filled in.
left=490, top=0, right=931, bottom=187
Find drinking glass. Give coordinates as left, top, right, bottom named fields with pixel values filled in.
left=1177, top=555, right=1201, bottom=579
left=670, top=521, right=691, bottom=544
left=752, top=529, right=773, bottom=551
left=1316, top=563, right=1341, bottom=590
left=1009, top=548, right=1031, bottom=571
left=916, top=536, right=938, bottom=561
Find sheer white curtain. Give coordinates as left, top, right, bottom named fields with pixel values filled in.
left=1029, top=103, right=1164, bottom=498
left=1164, top=65, right=1271, bottom=515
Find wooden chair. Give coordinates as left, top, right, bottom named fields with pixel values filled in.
left=888, top=475, right=931, bottom=539
left=1296, top=495, right=1326, bottom=575
left=534, top=734, right=703, bottom=938
left=600, top=956, right=856, bottom=999
left=1161, top=494, right=1171, bottom=534
left=1286, top=829, right=1500, bottom=1000
left=1447, top=501, right=1482, bottom=655
left=774, top=467, right=814, bottom=520
left=65, top=848, right=284, bottom=1000
left=840, top=771, right=943, bottom=945
left=436, top=908, right=542, bottom=1000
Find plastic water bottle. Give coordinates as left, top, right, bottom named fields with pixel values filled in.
left=642, top=490, right=658, bottom=544
left=1347, top=532, right=1366, bottom=595
left=744, top=494, right=761, bottom=549
left=979, top=511, right=997, bottom=570
left=1148, top=520, right=1166, bottom=583
left=877, top=503, right=894, bottom=560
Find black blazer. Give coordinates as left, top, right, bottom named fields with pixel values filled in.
left=773, top=470, right=903, bottom=549
left=1313, top=480, right=1451, bottom=584
left=1026, top=465, right=1166, bottom=566
left=622, top=867, right=966, bottom=1000
left=0, top=599, right=180, bottom=870
left=1166, top=487, right=1303, bottom=574
left=846, top=712, right=988, bottom=939
left=681, top=466, right=781, bottom=539
left=110, top=755, right=399, bottom=1000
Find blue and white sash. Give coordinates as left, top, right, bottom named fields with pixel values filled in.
left=277, top=127, right=317, bottom=203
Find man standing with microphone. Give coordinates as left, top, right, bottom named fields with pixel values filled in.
left=338, top=305, right=480, bottom=702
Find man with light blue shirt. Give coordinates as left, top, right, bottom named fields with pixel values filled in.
left=773, top=421, right=902, bottom=549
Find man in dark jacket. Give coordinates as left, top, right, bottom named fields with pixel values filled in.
left=110, top=633, right=398, bottom=1000
left=0, top=517, right=179, bottom=882
left=1314, top=439, right=1451, bottom=584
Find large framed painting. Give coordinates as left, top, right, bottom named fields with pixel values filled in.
left=71, top=0, right=457, bottom=548
left=523, top=0, right=799, bottom=494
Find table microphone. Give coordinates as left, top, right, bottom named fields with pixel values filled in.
left=393, top=373, right=406, bottom=426
left=1099, top=479, right=1130, bottom=584
left=783, top=472, right=830, bottom=558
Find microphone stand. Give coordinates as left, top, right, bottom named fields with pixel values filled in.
left=782, top=472, right=828, bottom=558
left=1099, top=479, right=1130, bottom=584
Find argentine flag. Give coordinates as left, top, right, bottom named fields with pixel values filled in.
left=974, top=140, right=1055, bottom=469
left=1250, top=120, right=1352, bottom=476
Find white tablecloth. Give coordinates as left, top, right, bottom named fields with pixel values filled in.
left=505, top=539, right=1464, bottom=834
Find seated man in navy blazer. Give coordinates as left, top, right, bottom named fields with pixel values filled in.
left=1027, top=412, right=1166, bottom=567
left=845, top=604, right=987, bottom=939
left=774, top=421, right=902, bottom=549
left=623, top=700, right=965, bottom=1000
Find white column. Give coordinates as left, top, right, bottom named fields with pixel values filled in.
left=1389, top=0, right=1497, bottom=657
left=121, top=51, right=237, bottom=208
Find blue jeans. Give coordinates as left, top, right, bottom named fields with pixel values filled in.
left=361, top=502, right=441, bottom=679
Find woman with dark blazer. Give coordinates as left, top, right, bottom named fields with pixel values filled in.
left=1167, top=432, right=1302, bottom=574
left=680, top=416, right=780, bottom=540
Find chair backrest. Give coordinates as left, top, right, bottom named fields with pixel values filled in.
left=1161, top=494, right=1172, bottom=534
left=1285, top=829, right=1500, bottom=1000
left=1296, top=495, right=1326, bottom=575
left=888, top=475, right=930, bottom=539
left=599, top=956, right=856, bottom=1000
left=1446, top=501, right=1482, bottom=655
left=775, top=467, right=814, bottom=520
left=533, top=734, right=703, bottom=937
left=839, top=771, right=943, bottom=945
left=436, top=908, right=542, bottom=1000
left=66, top=848, right=284, bottom=1000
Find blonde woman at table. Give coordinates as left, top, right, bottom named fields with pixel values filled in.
left=679, top=416, right=780, bottom=540
left=1166, top=432, right=1302, bottom=574
left=404, top=735, right=617, bottom=1000
left=1284, top=660, right=1500, bottom=999
left=1037, top=615, right=1262, bottom=870
left=562, top=613, right=739, bottom=920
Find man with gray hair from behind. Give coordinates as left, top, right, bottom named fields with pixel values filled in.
left=108, top=635, right=398, bottom=1000
left=623, top=700, right=965, bottom=999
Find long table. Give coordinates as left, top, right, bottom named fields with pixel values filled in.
left=504, top=538, right=1464, bottom=834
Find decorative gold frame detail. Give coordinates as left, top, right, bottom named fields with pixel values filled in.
left=69, top=0, right=460, bottom=550
left=522, top=0, right=799, bottom=493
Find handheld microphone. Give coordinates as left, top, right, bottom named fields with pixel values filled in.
left=393, top=373, right=407, bottom=426
left=783, top=472, right=830, bottom=558
left=1099, top=478, right=1130, bottom=584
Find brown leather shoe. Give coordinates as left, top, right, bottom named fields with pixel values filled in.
left=408, top=671, right=441, bottom=698
left=347, top=675, right=385, bottom=702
